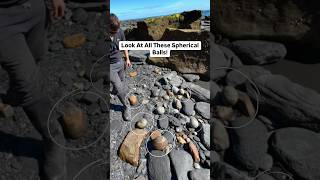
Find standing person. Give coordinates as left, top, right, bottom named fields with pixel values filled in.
left=0, top=0, right=67, bottom=180
left=109, top=13, right=132, bottom=121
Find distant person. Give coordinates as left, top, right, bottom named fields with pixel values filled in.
left=109, top=13, right=132, bottom=121
left=0, top=0, right=67, bottom=180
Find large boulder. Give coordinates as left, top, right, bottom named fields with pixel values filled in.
left=147, top=150, right=172, bottom=180
left=226, top=65, right=271, bottom=86
left=169, top=150, right=194, bottom=180
left=215, top=0, right=320, bottom=51
left=229, top=40, right=287, bottom=65
left=271, top=128, right=320, bottom=180
left=229, top=116, right=270, bottom=172
left=119, top=129, right=148, bottom=167
left=147, top=30, right=209, bottom=77
left=246, top=74, right=320, bottom=132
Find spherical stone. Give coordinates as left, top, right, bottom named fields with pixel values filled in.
left=136, top=118, right=148, bottom=129
left=222, top=86, right=239, bottom=106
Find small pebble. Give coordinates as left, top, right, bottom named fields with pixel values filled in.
left=136, top=118, right=147, bottom=129
left=194, top=162, right=201, bottom=169
left=177, top=95, right=183, bottom=100
left=189, top=117, right=199, bottom=128
left=156, top=106, right=165, bottom=115
left=177, top=136, right=187, bottom=144
left=163, top=95, right=170, bottom=100
left=172, top=86, right=179, bottom=94
left=175, top=127, right=182, bottom=133
left=179, top=89, right=185, bottom=95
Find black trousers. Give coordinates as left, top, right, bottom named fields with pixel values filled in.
left=0, top=0, right=46, bottom=107
left=0, top=0, right=64, bottom=145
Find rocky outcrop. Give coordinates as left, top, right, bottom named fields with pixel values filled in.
left=271, top=128, right=320, bottom=180
left=125, top=10, right=202, bottom=41
left=215, top=0, right=320, bottom=51
left=246, top=74, right=320, bottom=132
left=147, top=30, right=209, bottom=77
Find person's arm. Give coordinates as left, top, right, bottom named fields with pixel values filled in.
left=121, top=30, right=131, bottom=67
left=124, top=50, right=131, bottom=67
left=52, top=0, right=66, bottom=18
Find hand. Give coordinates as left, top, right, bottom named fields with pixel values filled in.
left=125, top=59, right=132, bottom=68
left=52, top=0, right=65, bottom=18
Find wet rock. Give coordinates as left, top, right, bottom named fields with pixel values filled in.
left=195, top=102, right=210, bottom=119
left=212, top=120, right=228, bottom=151
left=147, top=150, right=172, bottom=180
left=182, top=99, right=195, bottom=116
left=229, top=116, right=269, bottom=172
left=271, top=128, right=320, bottom=180
left=169, top=149, right=194, bottom=180
left=182, top=74, right=200, bottom=82
left=188, top=169, right=210, bottom=180
left=62, top=103, right=87, bottom=139
left=229, top=40, right=287, bottom=65
left=119, top=129, right=148, bottom=167
left=201, top=123, right=211, bottom=149
left=247, top=74, right=320, bottom=132
left=63, top=33, right=86, bottom=48
left=185, top=82, right=210, bottom=102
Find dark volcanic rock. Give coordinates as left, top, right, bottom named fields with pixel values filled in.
left=147, top=150, right=172, bottom=180
left=229, top=116, right=270, bottom=172
left=169, top=149, right=194, bottom=180
left=188, top=169, right=210, bottom=180
left=185, top=82, right=210, bottom=102
left=226, top=65, right=271, bottom=86
left=271, top=128, right=320, bottom=180
left=246, top=74, right=320, bottom=132
left=229, top=40, right=287, bottom=65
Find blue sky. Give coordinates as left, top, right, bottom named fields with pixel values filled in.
left=111, top=0, right=210, bottom=20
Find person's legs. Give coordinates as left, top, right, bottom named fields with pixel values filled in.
left=110, top=61, right=131, bottom=121
left=0, top=34, right=66, bottom=180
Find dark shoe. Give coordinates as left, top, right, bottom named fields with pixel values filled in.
left=123, top=106, right=131, bottom=121
left=43, top=140, right=66, bottom=180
